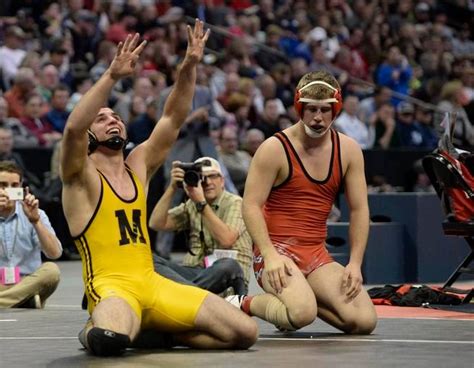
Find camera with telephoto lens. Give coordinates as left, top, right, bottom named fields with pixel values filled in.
left=177, top=159, right=211, bottom=187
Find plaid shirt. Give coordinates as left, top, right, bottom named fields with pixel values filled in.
left=169, top=191, right=253, bottom=286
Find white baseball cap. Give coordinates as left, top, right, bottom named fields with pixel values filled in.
left=194, top=157, right=222, bottom=175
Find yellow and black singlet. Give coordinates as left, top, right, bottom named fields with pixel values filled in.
left=73, top=167, right=208, bottom=331
left=74, top=168, right=153, bottom=301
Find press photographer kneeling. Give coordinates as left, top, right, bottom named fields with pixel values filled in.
left=149, top=157, right=252, bottom=294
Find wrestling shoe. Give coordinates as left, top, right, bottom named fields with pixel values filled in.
left=225, top=295, right=246, bottom=309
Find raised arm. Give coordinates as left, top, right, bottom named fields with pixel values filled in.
left=126, top=20, right=210, bottom=182
left=60, top=34, right=147, bottom=182
left=149, top=162, right=183, bottom=231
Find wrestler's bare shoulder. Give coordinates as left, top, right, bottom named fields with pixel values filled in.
left=61, top=161, right=102, bottom=236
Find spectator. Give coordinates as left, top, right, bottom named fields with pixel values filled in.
left=395, top=102, right=424, bottom=148
left=89, top=40, right=117, bottom=82
left=67, top=77, right=93, bottom=112
left=0, top=97, right=38, bottom=148
left=335, top=95, right=373, bottom=149
left=114, top=77, right=154, bottom=123
left=0, top=160, right=62, bottom=308
left=0, top=26, right=27, bottom=89
left=224, top=92, right=251, bottom=143
left=253, top=74, right=285, bottom=117
left=244, top=128, right=265, bottom=157
left=20, top=94, right=62, bottom=147
left=376, top=46, right=413, bottom=106
left=372, top=102, right=399, bottom=149
left=0, top=125, right=42, bottom=192
left=358, top=86, right=392, bottom=126
left=47, top=40, right=74, bottom=88
left=414, top=106, right=438, bottom=150
left=37, top=64, right=60, bottom=104
left=252, top=98, right=282, bottom=138
left=437, top=80, right=474, bottom=151
left=127, top=98, right=158, bottom=146
left=43, top=85, right=71, bottom=133
left=217, top=72, right=241, bottom=110
left=149, top=157, right=252, bottom=294
left=3, top=68, right=36, bottom=118
left=254, top=24, right=288, bottom=71
left=218, top=127, right=251, bottom=195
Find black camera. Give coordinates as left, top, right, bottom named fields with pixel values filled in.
left=177, top=159, right=211, bottom=187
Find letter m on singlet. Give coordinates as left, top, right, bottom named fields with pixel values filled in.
left=115, top=209, right=146, bottom=245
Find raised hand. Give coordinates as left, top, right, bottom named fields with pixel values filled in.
left=184, top=19, right=210, bottom=65
left=109, top=33, right=147, bottom=81
left=22, top=187, right=40, bottom=224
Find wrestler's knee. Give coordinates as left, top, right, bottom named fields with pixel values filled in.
left=287, top=304, right=317, bottom=329
left=343, top=310, right=378, bottom=335
left=87, top=327, right=131, bottom=356
left=230, top=317, right=258, bottom=349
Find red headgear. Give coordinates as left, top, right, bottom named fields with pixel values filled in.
left=294, top=80, right=343, bottom=118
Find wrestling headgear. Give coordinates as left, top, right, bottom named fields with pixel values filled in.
left=294, top=80, right=343, bottom=118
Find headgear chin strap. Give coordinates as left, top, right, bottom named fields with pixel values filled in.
left=88, top=130, right=128, bottom=154
left=303, top=121, right=334, bottom=138
left=294, top=80, right=343, bottom=118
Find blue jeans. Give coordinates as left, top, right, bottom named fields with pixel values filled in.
left=153, top=255, right=247, bottom=294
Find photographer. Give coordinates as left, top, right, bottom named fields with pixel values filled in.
left=149, top=157, right=252, bottom=294
left=0, top=161, right=62, bottom=308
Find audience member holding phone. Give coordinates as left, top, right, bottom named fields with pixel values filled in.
left=0, top=160, right=62, bottom=308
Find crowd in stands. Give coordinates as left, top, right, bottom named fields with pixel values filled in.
left=0, top=0, right=473, bottom=196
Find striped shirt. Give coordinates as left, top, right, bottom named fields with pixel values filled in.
left=169, top=191, right=253, bottom=287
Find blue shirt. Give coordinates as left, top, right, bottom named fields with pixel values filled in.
left=0, top=202, right=59, bottom=275
left=44, top=109, right=70, bottom=133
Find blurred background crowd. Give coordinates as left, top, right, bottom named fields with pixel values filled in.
left=0, top=0, right=472, bottom=227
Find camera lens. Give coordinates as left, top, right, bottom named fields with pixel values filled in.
left=184, top=170, right=201, bottom=187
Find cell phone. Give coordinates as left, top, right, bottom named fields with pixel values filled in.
left=5, top=187, right=24, bottom=201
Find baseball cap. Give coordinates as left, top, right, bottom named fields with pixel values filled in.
left=194, top=157, right=222, bottom=175
left=415, top=3, right=430, bottom=12
left=307, top=27, right=327, bottom=43
left=397, top=101, right=414, bottom=114
left=5, top=26, right=26, bottom=39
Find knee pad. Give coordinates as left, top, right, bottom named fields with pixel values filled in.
left=265, top=297, right=298, bottom=332
left=87, top=327, right=131, bottom=356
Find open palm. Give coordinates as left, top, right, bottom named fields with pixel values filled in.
left=109, top=33, right=147, bottom=80
left=185, top=19, right=211, bottom=64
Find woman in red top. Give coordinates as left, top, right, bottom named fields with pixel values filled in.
left=20, top=94, right=62, bottom=147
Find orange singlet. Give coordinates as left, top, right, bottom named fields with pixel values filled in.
left=253, top=129, right=343, bottom=286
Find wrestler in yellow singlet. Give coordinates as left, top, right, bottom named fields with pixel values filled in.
left=74, top=167, right=208, bottom=332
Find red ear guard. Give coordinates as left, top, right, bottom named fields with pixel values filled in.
left=294, top=81, right=343, bottom=118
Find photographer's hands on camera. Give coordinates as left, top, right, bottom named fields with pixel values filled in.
left=170, top=161, right=206, bottom=204
left=0, top=187, right=40, bottom=224
left=22, top=187, right=41, bottom=224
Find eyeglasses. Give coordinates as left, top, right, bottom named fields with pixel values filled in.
left=203, top=173, right=221, bottom=181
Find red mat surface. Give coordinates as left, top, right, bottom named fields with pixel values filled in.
left=375, top=305, right=474, bottom=320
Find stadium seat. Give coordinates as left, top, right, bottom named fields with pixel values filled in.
left=422, top=153, right=474, bottom=303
